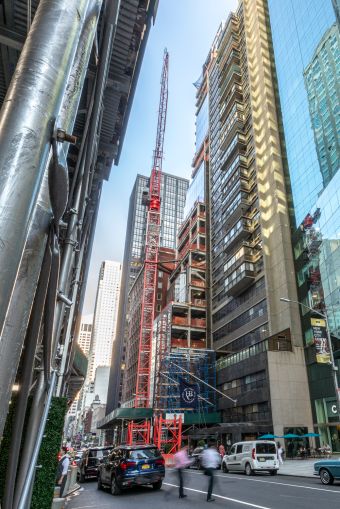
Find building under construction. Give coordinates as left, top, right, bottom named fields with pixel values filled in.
left=154, top=348, right=216, bottom=414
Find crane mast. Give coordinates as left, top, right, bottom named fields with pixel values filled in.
left=134, top=49, right=169, bottom=408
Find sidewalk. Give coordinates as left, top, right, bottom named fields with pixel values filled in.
left=278, top=456, right=339, bottom=477
left=278, top=459, right=316, bottom=477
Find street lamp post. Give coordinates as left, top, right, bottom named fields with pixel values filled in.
left=280, top=297, right=340, bottom=416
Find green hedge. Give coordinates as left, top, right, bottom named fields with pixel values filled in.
left=31, top=396, right=67, bottom=509
left=0, top=396, right=18, bottom=502
left=0, top=395, right=67, bottom=508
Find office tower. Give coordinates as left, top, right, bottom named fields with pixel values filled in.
left=268, top=0, right=340, bottom=451
left=88, top=260, right=122, bottom=382
left=201, top=0, right=313, bottom=441
left=77, top=315, right=93, bottom=356
left=107, top=172, right=189, bottom=413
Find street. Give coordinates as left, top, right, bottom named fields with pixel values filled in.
left=67, top=469, right=340, bottom=509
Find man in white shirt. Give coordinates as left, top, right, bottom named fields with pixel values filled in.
left=57, top=447, right=70, bottom=497
left=201, top=443, right=220, bottom=502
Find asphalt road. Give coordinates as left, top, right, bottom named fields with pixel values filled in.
left=67, top=469, right=340, bottom=509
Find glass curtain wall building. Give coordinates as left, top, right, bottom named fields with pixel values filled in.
left=202, top=0, right=314, bottom=441
left=106, top=172, right=188, bottom=413
left=268, top=0, right=340, bottom=450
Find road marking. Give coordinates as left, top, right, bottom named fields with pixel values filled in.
left=186, top=470, right=340, bottom=494
left=163, top=482, right=272, bottom=508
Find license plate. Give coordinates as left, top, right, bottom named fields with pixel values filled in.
left=142, top=464, right=150, bottom=470
left=258, top=458, right=265, bottom=462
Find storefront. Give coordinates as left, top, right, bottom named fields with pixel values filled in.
left=315, top=397, right=340, bottom=453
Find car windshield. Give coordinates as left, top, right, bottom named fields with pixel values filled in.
left=128, top=448, right=160, bottom=460
left=256, top=443, right=276, bottom=454
left=89, top=448, right=111, bottom=459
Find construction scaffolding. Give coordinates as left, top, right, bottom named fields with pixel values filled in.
left=155, top=348, right=216, bottom=414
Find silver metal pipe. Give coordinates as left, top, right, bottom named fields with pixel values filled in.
left=13, top=371, right=47, bottom=509
left=55, top=0, right=121, bottom=392
left=16, top=371, right=57, bottom=509
left=0, top=0, right=91, bottom=438
left=51, top=0, right=103, bottom=369
left=2, top=1, right=103, bottom=501
left=0, top=173, right=50, bottom=440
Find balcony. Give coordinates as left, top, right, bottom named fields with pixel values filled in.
left=191, top=318, right=206, bottom=328
left=178, top=225, right=190, bottom=242
left=191, top=340, right=206, bottom=349
left=223, top=196, right=250, bottom=228
left=191, top=260, right=206, bottom=270
left=172, top=316, right=189, bottom=326
left=191, top=278, right=205, bottom=289
left=192, top=298, right=207, bottom=308
left=171, top=338, right=189, bottom=348
left=220, top=114, right=244, bottom=151
left=220, top=64, right=242, bottom=102
left=224, top=220, right=252, bottom=251
left=225, top=265, right=255, bottom=297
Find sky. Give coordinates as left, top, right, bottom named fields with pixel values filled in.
left=83, top=0, right=238, bottom=314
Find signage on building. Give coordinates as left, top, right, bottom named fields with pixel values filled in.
left=311, top=318, right=331, bottom=363
left=325, top=399, right=338, bottom=419
left=179, top=377, right=199, bottom=409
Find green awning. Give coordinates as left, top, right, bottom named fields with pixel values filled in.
left=97, top=407, right=153, bottom=429
left=184, top=411, right=221, bottom=426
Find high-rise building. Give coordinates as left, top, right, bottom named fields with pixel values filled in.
left=77, top=314, right=93, bottom=356
left=107, top=172, right=189, bottom=413
left=88, top=260, right=122, bottom=382
left=201, top=0, right=314, bottom=441
left=267, top=0, right=340, bottom=451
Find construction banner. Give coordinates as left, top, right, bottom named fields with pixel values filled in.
left=179, top=377, right=199, bottom=409
left=311, top=317, right=331, bottom=363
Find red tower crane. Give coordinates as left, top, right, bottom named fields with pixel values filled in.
left=134, top=49, right=169, bottom=408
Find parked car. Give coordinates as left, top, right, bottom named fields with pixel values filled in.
left=188, top=446, right=205, bottom=470
left=314, top=459, right=340, bottom=485
left=78, top=446, right=112, bottom=482
left=222, top=441, right=279, bottom=476
left=97, top=444, right=165, bottom=495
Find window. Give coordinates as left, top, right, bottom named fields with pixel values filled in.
left=236, top=444, right=243, bottom=453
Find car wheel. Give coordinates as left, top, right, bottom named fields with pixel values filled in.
left=320, top=468, right=334, bottom=485
left=222, top=462, right=229, bottom=473
left=152, top=480, right=162, bottom=490
left=270, top=470, right=277, bottom=476
left=97, top=475, right=103, bottom=490
left=111, top=476, right=122, bottom=495
left=245, top=463, right=253, bottom=476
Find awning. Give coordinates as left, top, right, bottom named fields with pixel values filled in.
left=97, top=407, right=154, bottom=429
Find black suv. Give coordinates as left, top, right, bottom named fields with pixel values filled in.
left=78, top=446, right=112, bottom=482
left=97, top=444, right=165, bottom=495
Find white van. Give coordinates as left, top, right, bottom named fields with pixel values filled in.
left=221, top=441, right=279, bottom=476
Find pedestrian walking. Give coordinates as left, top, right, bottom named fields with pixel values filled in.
left=201, top=442, right=220, bottom=502
left=218, top=443, right=226, bottom=459
left=56, top=446, right=70, bottom=497
left=277, top=442, right=284, bottom=465
left=174, top=445, right=192, bottom=499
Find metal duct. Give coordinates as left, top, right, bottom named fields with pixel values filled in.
left=0, top=0, right=92, bottom=439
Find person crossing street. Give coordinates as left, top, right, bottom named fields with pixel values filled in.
left=201, top=442, right=220, bottom=502
left=174, top=445, right=192, bottom=499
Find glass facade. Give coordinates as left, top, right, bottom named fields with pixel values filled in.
left=195, top=94, right=209, bottom=151
left=183, top=161, right=205, bottom=219
left=304, top=24, right=340, bottom=187
left=268, top=0, right=337, bottom=224
left=268, top=0, right=340, bottom=448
